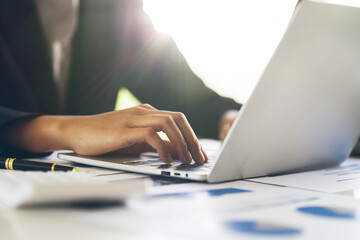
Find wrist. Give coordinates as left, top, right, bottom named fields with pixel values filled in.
left=2, top=115, right=71, bottom=153
left=39, top=115, right=71, bottom=151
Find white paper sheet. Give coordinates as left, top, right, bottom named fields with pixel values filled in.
left=4, top=180, right=359, bottom=240
left=249, top=158, right=360, bottom=193
left=69, top=180, right=360, bottom=240
left=219, top=193, right=360, bottom=240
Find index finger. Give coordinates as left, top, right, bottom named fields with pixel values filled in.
left=146, top=110, right=206, bottom=164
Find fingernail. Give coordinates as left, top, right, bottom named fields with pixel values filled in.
left=167, top=153, right=173, bottom=163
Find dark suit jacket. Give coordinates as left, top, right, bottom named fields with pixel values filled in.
left=0, top=0, right=242, bottom=157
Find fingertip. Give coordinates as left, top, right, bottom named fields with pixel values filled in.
left=166, top=152, right=173, bottom=164
left=187, top=152, right=193, bottom=164
left=201, top=148, right=209, bottom=162
left=182, top=152, right=193, bottom=164
left=194, top=151, right=205, bottom=164
left=201, top=151, right=206, bottom=163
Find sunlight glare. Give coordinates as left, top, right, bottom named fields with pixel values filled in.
left=143, top=0, right=298, bottom=103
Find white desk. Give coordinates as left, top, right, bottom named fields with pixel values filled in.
left=2, top=156, right=360, bottom=240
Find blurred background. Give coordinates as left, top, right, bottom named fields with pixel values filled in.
left=117, top=0, right=299, bottom=110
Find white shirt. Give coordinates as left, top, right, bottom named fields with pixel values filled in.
left=35, top=0, right=79, bottom=109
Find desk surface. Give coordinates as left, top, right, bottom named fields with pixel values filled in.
left=2, top=155, right=360, bottom=240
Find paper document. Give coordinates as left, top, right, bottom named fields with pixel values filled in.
left=220, top=192, right=360, bottom=240
left=72, top=180, right=360, bottom=240
left=249, top=158, right=360, bottom=193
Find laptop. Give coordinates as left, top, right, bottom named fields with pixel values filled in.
left=59, top=0, right=360, bottom=183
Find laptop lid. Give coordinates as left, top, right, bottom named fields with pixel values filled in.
left=59, top=0, right=360, bottom=183
left=208, top=0, right=360, bottom=182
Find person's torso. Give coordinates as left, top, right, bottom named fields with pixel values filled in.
left=0, top=0, right=148, bottom=115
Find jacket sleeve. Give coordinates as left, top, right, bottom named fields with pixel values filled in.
left=0, top=106, right=50, bottom=158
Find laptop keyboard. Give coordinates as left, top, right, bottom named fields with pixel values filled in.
left=122, top=139, right=221, bottom=175
left=123, top=158, right=215, bottom=173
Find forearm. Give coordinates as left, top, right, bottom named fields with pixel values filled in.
left=0, top=115, right=69, bottom=154
left=0, top=106, right=208, bottom=164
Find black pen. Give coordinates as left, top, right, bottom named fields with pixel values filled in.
left=0, top=158, right=85, bottom=172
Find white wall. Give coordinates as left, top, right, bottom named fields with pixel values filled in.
left=143, top=0, right=299, bottom=103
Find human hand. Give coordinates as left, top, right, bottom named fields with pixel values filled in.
left=60, top=104, right=207, bottom=164
left=2, top=104, right=207, bottom=164
left=218, top=110, right=238, bottom=141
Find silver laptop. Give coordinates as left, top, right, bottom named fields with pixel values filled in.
left=59, top=0, right=360, bottom=183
